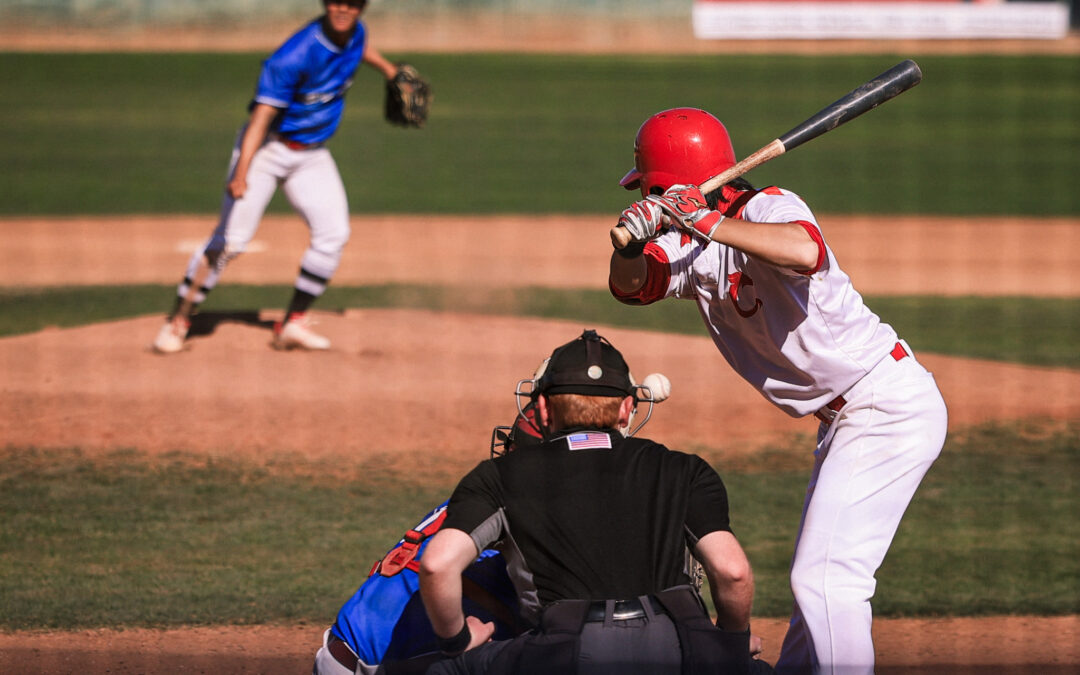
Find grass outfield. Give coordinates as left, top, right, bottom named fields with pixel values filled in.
left=0, top=421, right=1076, bottom=629
left=1, top=53, right=1077, bottom=216
left=1, top=284, right=1078, bottom=369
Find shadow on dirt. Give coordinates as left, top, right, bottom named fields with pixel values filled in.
left=187, top=310, right=275, bottom=338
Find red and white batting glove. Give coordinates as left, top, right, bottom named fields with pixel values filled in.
left=657, top=184, right=725, bottom=244
left=617, top=197, right=669, bottom=242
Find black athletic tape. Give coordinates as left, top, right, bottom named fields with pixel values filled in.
left=298, top=267, right=331, bottom=285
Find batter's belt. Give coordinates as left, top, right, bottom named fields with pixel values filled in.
left=814, top=341, right=910, bottom=425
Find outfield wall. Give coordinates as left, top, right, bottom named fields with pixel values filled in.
left=693, top=0, right=1072, bottom=39
left=0, top=0, right=1075, bottom=45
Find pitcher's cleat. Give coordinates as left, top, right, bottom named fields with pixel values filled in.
left=152, top=316, right=190, bottom=354
left=273, top=312, right=331, bottom=351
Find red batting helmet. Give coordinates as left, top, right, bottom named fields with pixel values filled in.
left=619, top=108, right=736, bottom=196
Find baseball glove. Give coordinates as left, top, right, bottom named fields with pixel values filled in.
left=384, top=63, right=432, bottom=128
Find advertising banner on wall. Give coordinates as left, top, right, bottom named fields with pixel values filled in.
left=692, top=0, right=1071, bottom=39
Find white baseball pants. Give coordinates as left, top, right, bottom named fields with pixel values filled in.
left=179, top=132, right=351, bottom=303
left=775, top=341, right=948, bottom=675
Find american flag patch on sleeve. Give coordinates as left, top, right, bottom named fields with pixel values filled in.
left=566, top=432, right=612, bottom=451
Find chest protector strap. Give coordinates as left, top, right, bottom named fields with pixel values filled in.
left=370, top=509, right=448, bottom=577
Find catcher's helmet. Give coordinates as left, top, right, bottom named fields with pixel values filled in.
left=619, top=108, right=736, bottom=197
left=490, top=399, right=543, bottom=458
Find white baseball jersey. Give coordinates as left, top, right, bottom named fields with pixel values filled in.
left=613, top=186, right=898, bottom=418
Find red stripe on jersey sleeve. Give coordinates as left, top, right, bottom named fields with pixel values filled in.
left=609, top=242, right=671, bottom=306
left=795, top=220, right=826, bottom=275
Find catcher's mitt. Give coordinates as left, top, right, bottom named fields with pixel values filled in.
left=384, top=63, right=432, bottom=128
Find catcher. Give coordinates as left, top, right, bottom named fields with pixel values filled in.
left=310, top=409, right=539, bottom=675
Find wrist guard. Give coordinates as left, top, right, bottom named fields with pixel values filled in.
left=438, top=621, right=471, bottom=655
left=614, top=240, right=646, bottom=258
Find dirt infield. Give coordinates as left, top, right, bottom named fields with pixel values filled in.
left=4, top=214, right=1079, bottom=296
left=1, top=212, right=1079, bottom=671
left=3, top=213, right=1079, bottom=472
left=2, top=616, right=1078, bottom=674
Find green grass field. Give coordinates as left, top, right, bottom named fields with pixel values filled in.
left=1, top=421, right=1076, bottom=629
left=1, top=53, right=1078, bottom=216
left=1, top=51, right=1077, bottom=631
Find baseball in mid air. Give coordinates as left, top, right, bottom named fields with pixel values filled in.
left=641, top=373, right=672, bottom=402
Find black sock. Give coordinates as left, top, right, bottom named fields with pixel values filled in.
left=168, top=295, right=199, bottom=320
left=285, top=289, right=318, bottom=317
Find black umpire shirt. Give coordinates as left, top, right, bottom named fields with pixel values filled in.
left=442, top=428, right=732, bottom=624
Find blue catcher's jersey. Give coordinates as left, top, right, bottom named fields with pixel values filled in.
left=253, top=18, right=367, bottom=144
left=329, top=501, right=522, bottom=670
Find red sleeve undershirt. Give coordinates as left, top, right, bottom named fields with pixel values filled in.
left=794, top=220, right=826, bottom=275
left=609, top=242, right=671, bottom=306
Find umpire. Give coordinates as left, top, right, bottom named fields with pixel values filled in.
left=419, top=329, right=768, bottom=675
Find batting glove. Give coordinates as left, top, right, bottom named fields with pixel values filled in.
left=617, top=197, right=668, bottom=242
left=658, top=184, right=725, bottom=244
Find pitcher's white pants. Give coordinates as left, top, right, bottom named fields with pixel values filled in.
left=775, top=342, right=947, bottom=675
left=179, top=132, right=351, bottom=304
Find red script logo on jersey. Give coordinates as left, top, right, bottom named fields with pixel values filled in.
left=727, top=272, right=762, bottom=318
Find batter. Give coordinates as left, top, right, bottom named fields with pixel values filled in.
left=153, top=0, right=399, bottom=353
left=608, top=108, right=947, bottom=674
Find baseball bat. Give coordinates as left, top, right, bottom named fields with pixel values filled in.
left=611, top=59, right=923, bottom=249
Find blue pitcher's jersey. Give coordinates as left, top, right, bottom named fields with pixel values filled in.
left=253, top=18, right=367, bottom=144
